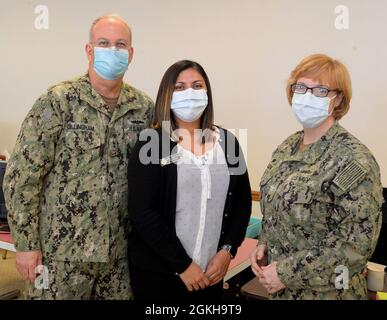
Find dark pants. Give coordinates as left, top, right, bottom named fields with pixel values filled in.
left=130, top=265, right=223, bottom=302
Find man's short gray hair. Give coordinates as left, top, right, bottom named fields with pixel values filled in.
left=89, top=14, right=132, bottom=43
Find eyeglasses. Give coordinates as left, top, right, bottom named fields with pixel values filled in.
left=291, top=83, right=338, bottom=98
left=90, top=39, right=129, bottom=50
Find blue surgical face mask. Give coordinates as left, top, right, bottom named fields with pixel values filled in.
left=93, top=47, right=129, bottom=80
left=171, top=88, right=208, bottom=122
left=292, top=92, right=336, bottom=129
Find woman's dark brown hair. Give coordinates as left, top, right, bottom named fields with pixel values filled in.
left=152, top=60, right=215, bottom=138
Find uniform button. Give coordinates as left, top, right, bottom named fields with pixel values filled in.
left=221, top=231, right=224, bottom=235
left=228, top=192, right=232, bottom=196
left=225, top=213, right=228, bottom=217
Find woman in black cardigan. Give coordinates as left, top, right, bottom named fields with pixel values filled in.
left=127, top=60, right=251, bottom=301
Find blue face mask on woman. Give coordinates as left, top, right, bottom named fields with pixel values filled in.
left=93, top=47, right=129, bottom=80
left=292, top=92, right=336, bottom=129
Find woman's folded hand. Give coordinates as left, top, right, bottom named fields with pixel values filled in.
left=179, top=262, right=210, bottom=291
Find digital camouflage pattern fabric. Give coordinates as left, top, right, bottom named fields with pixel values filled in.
left=4, top=74, right=154, bottom=263
left=259, top=122, right=383, bottom=300
left=25, top=257, right=132, bottom=300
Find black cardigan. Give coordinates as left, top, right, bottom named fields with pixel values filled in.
left=127, top=127, right=252, bottom=276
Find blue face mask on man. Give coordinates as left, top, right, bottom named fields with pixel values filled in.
left=93, top=47, right=129, bottom=80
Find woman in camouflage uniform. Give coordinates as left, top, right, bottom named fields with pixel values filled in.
left=250, top=54, right=383, bottom=299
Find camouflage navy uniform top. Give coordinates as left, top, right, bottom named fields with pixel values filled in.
left=4, top=74, right=154, bottom=263
left=259, top=122, right=383, bottom=299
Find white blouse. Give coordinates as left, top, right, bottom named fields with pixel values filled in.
left=175, top=134, right=230, bottom=272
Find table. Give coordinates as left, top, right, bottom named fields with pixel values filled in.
left=224, top=238, right=269, bottom=300
left=225, top=238, right=257, bottom=282
left=0, top=233, right=20, bottom=300
left=222, top=238, right=258, bottom=299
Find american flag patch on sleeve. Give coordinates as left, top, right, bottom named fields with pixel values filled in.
left=333, top=160, right=367, bottom=192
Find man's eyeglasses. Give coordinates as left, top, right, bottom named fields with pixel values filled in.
left=90, top=39, right=129, bottom=50
left=291, top=83, right=338, bottom=98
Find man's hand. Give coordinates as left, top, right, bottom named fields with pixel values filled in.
left=250, top=242, right=268, bottom=276
left=15, top=250, right=42, bottom=283
left=256, top=261, right=286, bottom=294
left=205, top=250, right=232, bottom=286
left=179, top=262, right=211, bottom=291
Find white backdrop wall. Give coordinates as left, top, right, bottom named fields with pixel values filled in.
left=1, top=0, right=386, bottom=190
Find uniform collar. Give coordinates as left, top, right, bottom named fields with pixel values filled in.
left=77, top=73, right=141, bottom=121
left=287, top=121, right=341, bottom=164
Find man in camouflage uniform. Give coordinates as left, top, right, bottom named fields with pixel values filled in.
left=3, top=14, right=154, bottom=299
left=257, top=122, right=383, bottom=299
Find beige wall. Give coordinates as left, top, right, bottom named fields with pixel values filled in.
left=0, top=122, right=19, bottom=158
left=1, top=0, right=386, bottom=188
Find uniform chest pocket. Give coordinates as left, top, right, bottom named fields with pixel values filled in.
left=62, top=130, right=102, bottom=180
left=283, top=183, right=314, bottom=228
left=292, top=185, right=314, bottom=204
left=65, top=130, right=102, bottom=153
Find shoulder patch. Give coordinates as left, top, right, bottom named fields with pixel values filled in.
left=333, top=160, right=368, bottom=193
